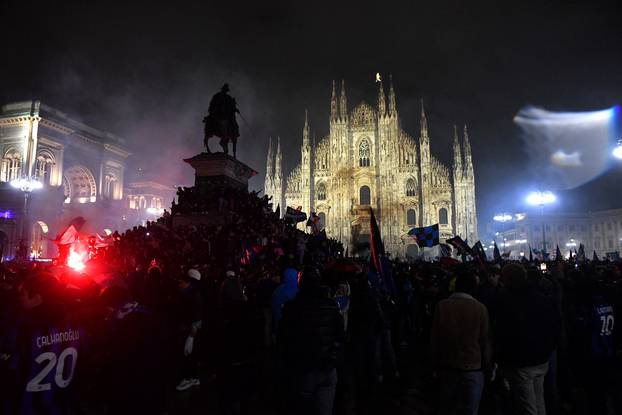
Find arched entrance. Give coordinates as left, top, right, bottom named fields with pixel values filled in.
left=31, top=221, right=49, bottom=258
left=64, top=165, right=97, bottom=203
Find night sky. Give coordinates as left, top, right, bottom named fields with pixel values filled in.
left=2, top=0, right=621, bottom=233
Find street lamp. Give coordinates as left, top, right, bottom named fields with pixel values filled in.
left=10, top=176, right=43, bottom=260
left=526, top=190, right=556, bottom=256
left=613, top=139, right=622, bottom=159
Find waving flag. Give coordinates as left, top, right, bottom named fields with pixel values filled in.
left=369, top=208, right=385, bottom=276
left=285, top=206, right=307, bottom=223
left=408, top=224, right=440, bottom=248
left=446, top=235, right=473, bottom=256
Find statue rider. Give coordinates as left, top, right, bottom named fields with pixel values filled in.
left=203, top=83, right=240, bottom=158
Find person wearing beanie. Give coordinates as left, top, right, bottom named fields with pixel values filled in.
left=278, top=266, right=345, bottom=415
left=175, top=268, right=203, bottom=391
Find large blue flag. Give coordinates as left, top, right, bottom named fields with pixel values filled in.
left=408, top=224, right=440, bottom=248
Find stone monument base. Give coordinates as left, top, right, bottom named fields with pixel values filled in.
left=183, top=152, right=257, bottom=191
left=171, top=153, right=258, bottom=228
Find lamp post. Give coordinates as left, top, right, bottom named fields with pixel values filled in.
left=526, top=191, right=556, bottom=256
left=10, top=176, right=43, bottom=260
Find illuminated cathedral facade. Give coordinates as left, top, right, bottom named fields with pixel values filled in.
left=264, top=77, right=477, bottom=257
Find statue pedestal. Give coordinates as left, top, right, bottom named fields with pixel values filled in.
left=172, top=153, right=258, bottom=228
left=183, top=152, right=257, bottom=191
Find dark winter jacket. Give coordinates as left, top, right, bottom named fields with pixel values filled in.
left=495, top=287, right=561, bottom=368
left=278, top=287, right=345, bottom=373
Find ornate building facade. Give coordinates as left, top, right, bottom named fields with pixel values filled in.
left=264, top=77, right=478, bottom=257
left=0, top=101, right=173, bottom=260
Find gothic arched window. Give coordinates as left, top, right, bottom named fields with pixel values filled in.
left=317, top=182, right=327, bottom=200
left=439, top=208, right=448, bottom=225
left=407, top=209, right=416, bottom=226
left=360, top=185, right=371, bottom=205
left=405, top=178, right=416, bottom=197
left=359, top=139, right=370, bottom=167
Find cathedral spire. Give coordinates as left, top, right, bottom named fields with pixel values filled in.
left=275, top=136, right=282, bottom=179
left=388, top=74, right=397, bottom=117
left=377, top=76, right=386, bottom=117
left=330, top=80, right=338, bottom=121
left=266, top=136, right=274, bottom=177
left=339, top=79, right=348, bottom=121
left=303, top=109, right=310, bottom=146
left=420, top=99, right=428, bottom=138
left=452, top=125, right=462, bottom=173
left=264, top=137, right=274, bottom=195
left=463, top=124, right=474, bottom=178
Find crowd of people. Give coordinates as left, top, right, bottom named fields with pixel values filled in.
left=0, top=183, right=621, bottom=415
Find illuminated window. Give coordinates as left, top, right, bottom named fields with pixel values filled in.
left=439, top=208, right=448, bottom=225
left=2, top=151, right=22, bottom=182
left=317, top=182, right=327, bottom=200
left=359, top=140, right=370, bottom=167
left=360, top=185, right=371, bottom=205
left=405, top=178, right=416, bottom=197
left=104, top=174, right=118, bottom=199
left=407, top=209, right=416, bottom=226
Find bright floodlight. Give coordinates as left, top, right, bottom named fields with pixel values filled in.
left=493, top=213, right=513, bottom=222
left=614, top=139, right=622, bottom=159
left=10, top=177, right=43, bottom=192
left=526, top=191, right=556, bottom=206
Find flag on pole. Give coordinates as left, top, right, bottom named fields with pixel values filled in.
left=408, top=224, right=440, bottom=248
left=446, top=235, right=473, bottom=256
left=493, top=242, right=502, bottom=263
left=577, top=243, right=586, bottom=262
left=439, top=243, right=452, bottom=257
left=285, top=206, right=307, bottom=223
left=369, top=207, right=385, bottom=276
left=471, top=241, right=486, bottom=261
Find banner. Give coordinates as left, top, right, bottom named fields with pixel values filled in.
left=408, top=224, right=440, bottom=248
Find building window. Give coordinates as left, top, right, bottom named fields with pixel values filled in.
left=569, top=224, right=575, bottom=232
left=405, top=178, right=416, bottom=197
left=103, top=174, right=118, bottom=199
left=317, top=182, right=327, bottom=200
left=608, top=223, right=613, bottom=231
left=359, top=139, right=370, bottom=167
left=360, top=185, right=371, bottom=205
left=557, top=225, right=563, bottom=232
left=318, top=212, right=326, bottom=229
left=439, top=208, right=448, bottom=225
left=2, top=152, right=22, bottom=182
left=407, top=209, right=416, bottom=226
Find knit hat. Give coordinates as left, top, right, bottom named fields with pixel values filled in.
left=187, top=269, right=201, bottom=281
